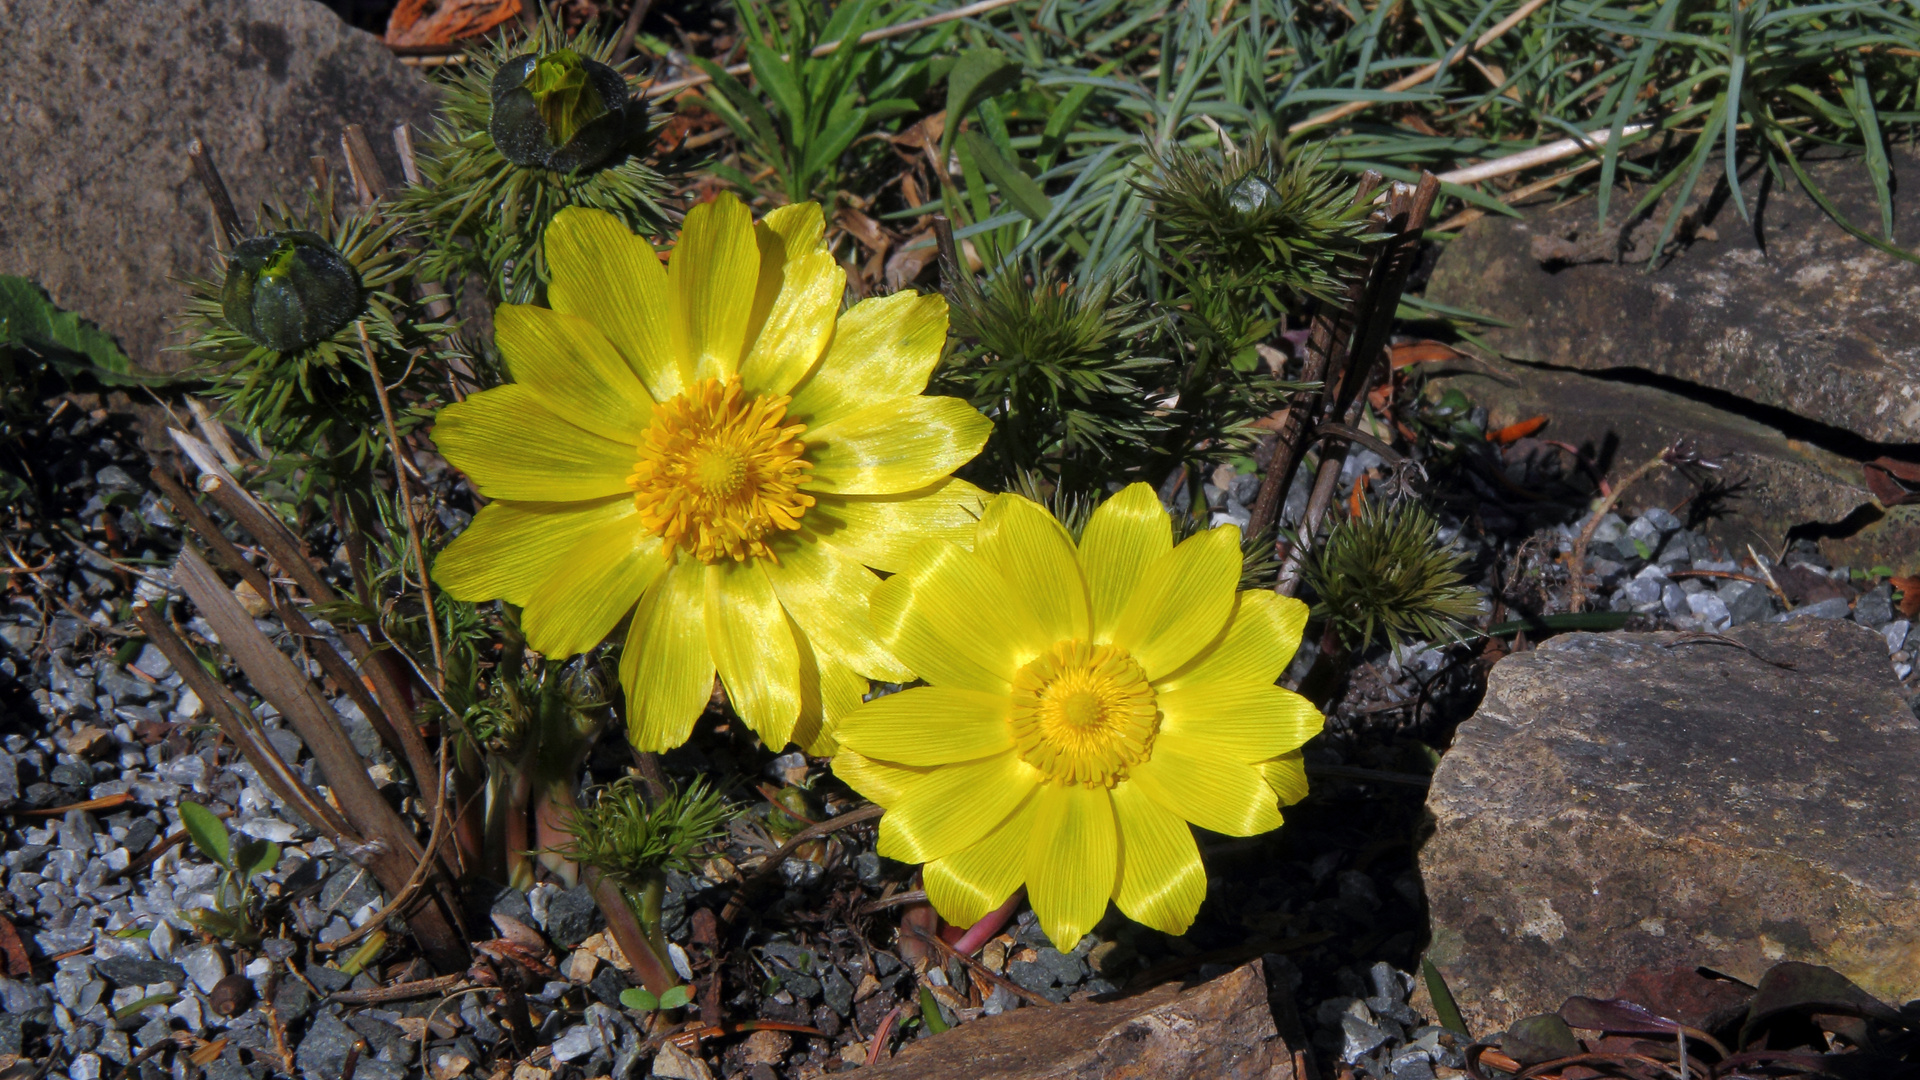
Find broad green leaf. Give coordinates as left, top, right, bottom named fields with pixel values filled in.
left=235, top=837, right=280, bottom=879
left=179, top=801, right=231, bottom=869
left=659, top=984, right=691, bottom=1010
left=943, top=49, right=1024, bottom=156
left=620, top=987, right=660, bottom=1012
left=961, top=130, right=1053, bottom=223
left=0, top=276, right=139, bottom=384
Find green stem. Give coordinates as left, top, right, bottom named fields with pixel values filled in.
left=582, top=866, right=679, bottom=997
left=637, top=870, right=669, bottom=963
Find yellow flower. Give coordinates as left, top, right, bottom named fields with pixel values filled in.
left=431, top=193, right=992, bottom=755
left=831, top=484, right=1322, bottom=949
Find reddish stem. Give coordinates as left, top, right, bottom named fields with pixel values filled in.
left=582, top=867, right=680, bottom=997
left=950, top=890, right=1023, bottom=956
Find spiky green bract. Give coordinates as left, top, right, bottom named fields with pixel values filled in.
left=1303, top=503, right=1483, bottom=651
left=555, top=777, right=731, bottom=895
left=942, top=264, right=1169, bottom=495
left=180, top=188, right=455, bottom=500
left=1140, top=138, right=1373, bottom=310
left=394, top=13, right=672, bottom=307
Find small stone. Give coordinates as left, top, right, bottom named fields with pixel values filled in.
left=742, top=1028, right=790, bottom=1065
left=1855, top=586, right=1894, bottom=628
left=820, top=966, right=853, bottom=1017
left=95, top=959, right=185, bottom=988
left=96, top=667, right=153, bottom=704
left=271, top=980, right=311, bottom=1022
left=1884, top=620, right=1911, bottom=653
left=1720, top=580, right=1773, bottom=626
left=296, top=1011, right=360, bottom=1076
left=180, top=946, right=225, bottom=994
left=1784, top=596, right=1851, bottom=621
left=1622, top=576, right=1663, bottom=609
left=1007, top=959, right=1055, bottom=993
left=64, top=726, right=114, bottom=761
left=552, top=1026, right=594, bottom=1062
left=50, top=761, right=94, bottom=789
left=1687, top=590, right=1731, bottom=630
left=1341, top=1014, right=1389, bottom=1063
left=1662, top=583, right=1690, bottom=620
left=1035, top=947, right=1087, bottom=986
left=70, top=1052, right=102, bottom=1080
left=1640, top=507, right=1682, bottom=532
left=304, top=963, right=352, bottom=993
left=650, top=1039, right=715, bottom=1080
left=546, top=884, right=603, bottom=949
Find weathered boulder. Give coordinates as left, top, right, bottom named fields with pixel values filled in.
left=1427, top=150, right=1920, bottom=445
left=1420, top=619, right=1920, bottom=1037
left=1424, top=356, right=1920, bottom=571
left=0, top=0, right=438, bottom=370
left=864, top=960, right=1298, bottom=1080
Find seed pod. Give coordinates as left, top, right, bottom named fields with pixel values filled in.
left=220, top=231, right=363, bottom=353
left=489, top=48, right=648, bottom=173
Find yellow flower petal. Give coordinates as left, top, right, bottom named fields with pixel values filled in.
left=1024, top=784, right=1116, bottom=952
left=1130, top=740, right=1280, bottom=837
left=496, top=304, right=654, bottom=443
left=622, top=560, right=714, bottom=752
left=670, top=193, right=759, bottom=383
left=1156, top=590, right=1309, bottom=692
left=830, top=749, right=917, bottom=808
left=791, top=630, right=866, bottom=757
left=1260, top=751, right=1310, bottom=808
left=520, top=511, right=666, bottom=658
left=747, top=204, right=826, bottom=338
left=738, top=250, right=842, bottom=398
left=1079, top=483, right=1172, bottom=642
left=836, top=686, right=1013, bottom=766
left=786, top=291, right=947, bottom=426
left=867, top=541, right=1037, bottom=693
left=1155, top=682, right=1323, bottom=762
left=803, top=396, right=992, bottom=496
left=433, top=385, right=634, bottom=501
left=974, top=494, right=1090, bottom=645
left=432, top=496, right=633, bottom=607
left=877, top=752, right=1036, bottom=863
left=1111, top=524, right=1241, bottom=680
left=762, top=534, right=912, bottom=682
left=705, top=560, right=800, bottom=749
left=1111, top=780, right=1205, bottom=936
left=924, top=797, right=1035, bottom=929
left=543, top=206, right=685, bottom=402
left=806, top=479, right=988, bottom=573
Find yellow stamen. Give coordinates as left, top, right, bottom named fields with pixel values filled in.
left=629, top=377, right=814, bottom=562
left=1009, top=641, right=1159, bottom=786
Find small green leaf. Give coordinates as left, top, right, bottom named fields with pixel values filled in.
left=942, top=48, right=1022, bottom=157
left=960, top=131, right=1052, bottom=223
left=659, top=984, right=691, bottom=1010
left=1423, top=959, right=1470, bottom=1039
left=179, top=802, right=231, bottom=869
left=620, top=988, right=660, bottom=1012
left=0, top=276, right=141, bottom=384
left=235, top=838, right=280, bottom=879
left=918, top=985, right=950, bottom=1034
left=1504, top=1013, right=1581, bottom=1065
left=113, top=993, right=178, bottom=1021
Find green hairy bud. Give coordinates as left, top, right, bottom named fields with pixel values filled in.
left=489, top=48, right=647, bottom=173
left=219, top=231, right=362, bottom=353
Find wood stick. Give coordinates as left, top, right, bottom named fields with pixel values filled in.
left=340, top=125, right=390, bottom=205
left=188, top=138, right=244, bottom=248
left=357, top=323, right=446, bottom=688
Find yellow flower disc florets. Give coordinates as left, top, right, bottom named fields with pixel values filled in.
left=629, top=376, right=815, bottom=563
left=1010, top=641, right=1159, bottom=787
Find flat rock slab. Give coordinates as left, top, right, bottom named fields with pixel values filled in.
left=1421, top=619, right=1920, bottom=1036
left=0, top=0, right=437, bottom=369
left=864, top=960, right=1296, bottom=1080
left=1427, top=150, right=1920, bottom=445
left=1422, top=357, right=1920, bottom=570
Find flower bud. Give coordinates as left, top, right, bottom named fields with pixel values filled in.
left=220, top=231, right=363, bottom=353
left=490, top=48, right=648, bottom=173
left=1228, top=174, right=1281, bottom=215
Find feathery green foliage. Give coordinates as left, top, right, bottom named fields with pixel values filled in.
left=943, top=264, right=1169, bottom=493
left=1304, top=503, right=1482, bottom=651
left=556, top=777, right=732, bottom=893
left=395, top=13, right=673, bottom=306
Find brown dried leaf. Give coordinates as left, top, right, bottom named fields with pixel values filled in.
left=188, top=1038, right=229, bottom=1067
left=0, top=916, right=30, bottom=978
left=385, top=0, right=523, bottom=47
left=474, top=938, right=562, bottom=981
left=491, top=914, right=547, bottom=952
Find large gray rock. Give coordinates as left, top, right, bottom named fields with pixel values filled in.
left=1423, top=356, right=1920, bottom=571
left=1427, top=150, right=1920, bottom=445
left=864, top=960, right=1298, bottom=1080
left=1420, top=619, right=1920, bottom=1037
left=0, top=0, right=437, bottom=370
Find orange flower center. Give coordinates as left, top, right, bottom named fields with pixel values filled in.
left=1009, top=641, right=1159, bottom=786
left=629, top=377, right=814, bottom=562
